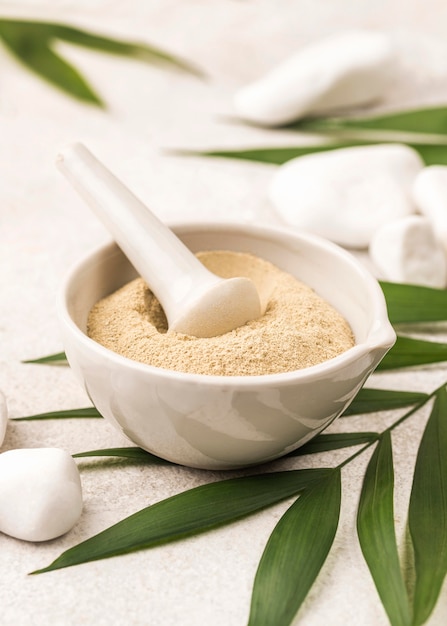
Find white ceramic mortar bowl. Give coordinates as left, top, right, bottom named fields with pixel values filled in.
left=59, top=223, right=395, bottom=470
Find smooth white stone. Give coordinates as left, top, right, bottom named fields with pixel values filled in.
left=369, top=215, right=447, bottom=287
left=269, top=144, right=423, bottom=248
left=233, top=30, right=396, bottom=127
left=0, top=391, right=7, bottom=448
left=0, top=448, right=83, bottom=542
left=413, top=165, right=447, bottom=253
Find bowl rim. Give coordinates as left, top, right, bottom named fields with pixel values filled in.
left=58, top=221, right=396, bottom=387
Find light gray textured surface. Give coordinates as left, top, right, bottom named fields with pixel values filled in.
left=1, top=1, right=447, bottom=624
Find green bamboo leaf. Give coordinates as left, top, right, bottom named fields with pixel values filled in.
left=13, top=407, right=102, bottom=421
left=295, top=106, right=447, bottom=137
left=378, top=336, right=447, bottom=370
left=357, top=432, right=411, bottom=626
left=380, top=281, right=447, bottom=324
left=0, top=19, right=202, bottom=108
left=409, top=386, right=447, bottom=626
left=343, top=388, right=429, bottom=416
left=22, top=351, right=68, bottom=365
left=290, top=432, right=378, bottom=455
left=31, top=468, right=330, bottom=574
left=177, top=141, right=369, bottom=165
left=73, top=446, right=168, bottom=464
left=0, top=24, right=103, bottom=105
left=182, top=141, right=447, bottom=166
left=247, top=469, right=341, bottom=626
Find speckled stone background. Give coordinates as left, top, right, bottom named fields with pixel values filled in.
left=1, top=1, right=447, bottom=624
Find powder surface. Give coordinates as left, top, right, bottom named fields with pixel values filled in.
left=87, top=251, right=355, bottom=376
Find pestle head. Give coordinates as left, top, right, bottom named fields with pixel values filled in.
left=168, top=276, right=262, bottom=338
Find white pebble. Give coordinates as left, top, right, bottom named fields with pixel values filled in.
left=0, top=391, right=7, bottom=448
left=413, top=166, right=447, bottom=253
left=269, top=144, right=423, bottom=248
left=0, top=448, right=83, bottom=542
left=233, top=30, right=396, bottom=127
left=369, top=215, right=447, bottom=288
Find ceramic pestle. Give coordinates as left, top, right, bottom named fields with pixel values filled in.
left=56, top=143, right=261, bottom=338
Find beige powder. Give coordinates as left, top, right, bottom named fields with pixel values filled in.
left=87, top=250, right=355, bottom=376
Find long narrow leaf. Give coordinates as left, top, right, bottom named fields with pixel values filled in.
left=378, top=336, right=447, bottom=370
left=22, top=352, right=67, bottom=365
left=344, top=388, right=429, bottom=416
left=247, top=469, right=341, bottom=626
left=185, top=142, right=447, bottom=166
left=381, top=282, right=447, bottom=324
left=0, top=26, right=103, bottom=105
left=0, top=19, right=202, bottom=108
left=409, top=386, right=447, bottom=626
left=73, top=447, right=168, bottom=464
left=177, top=141, right=369, bottom=165
left=13, top=407, right=102, bottom=421
left=290, top=432, right=378, bottom=456
left=357, top=432, right=411, bottom=626
left=295, top=107, right=447, bottom=137
left=31, top=469, right=331, bottom=574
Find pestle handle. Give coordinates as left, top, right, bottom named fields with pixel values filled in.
left=56, top=143, right=221, bottom=326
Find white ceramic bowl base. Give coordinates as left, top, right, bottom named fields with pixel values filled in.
left=59, top=223, right=395, bottom=470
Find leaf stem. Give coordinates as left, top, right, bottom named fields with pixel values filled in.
left=337, top=382, right=446, bottom=471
